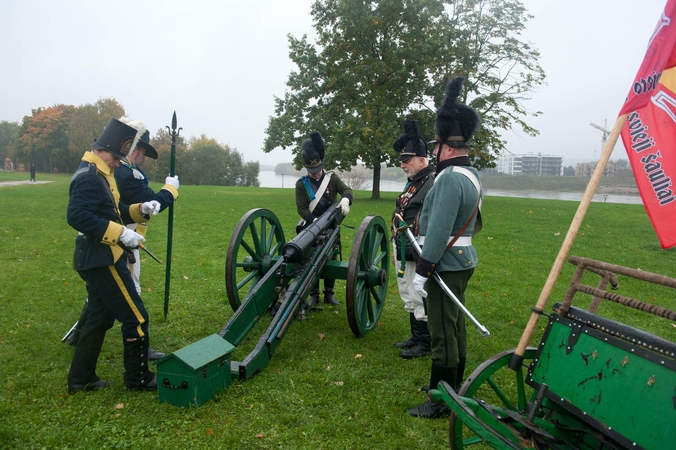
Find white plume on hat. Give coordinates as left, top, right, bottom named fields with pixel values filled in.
left=118, top=116, right=147, bottom=158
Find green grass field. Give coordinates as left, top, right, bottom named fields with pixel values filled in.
left=1, top=171, right=674, bottom=449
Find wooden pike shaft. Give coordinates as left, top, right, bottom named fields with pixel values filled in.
left=512, top=115, right=628, bottom=360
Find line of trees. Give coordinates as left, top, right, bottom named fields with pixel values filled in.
left=264, top=0, right=546, bottom=198
left=0, top=98, right=259, bottom=186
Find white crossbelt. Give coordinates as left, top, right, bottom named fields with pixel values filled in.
left=417, top=235, right=472, bottom=247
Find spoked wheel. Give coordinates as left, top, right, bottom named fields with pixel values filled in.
left=225, top=208, right=285, bottom=312
left=345, top=215, right=390, bottom=337
left=449, top=348, right=538, bottom=450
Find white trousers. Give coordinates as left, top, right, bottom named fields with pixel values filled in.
left=393, top=242, right=427, bottom=321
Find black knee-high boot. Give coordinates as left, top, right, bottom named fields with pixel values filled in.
left=323, top=278, right=339, bottom=305
left=395, top=313, right=417, bottom=349
left=67, top=327, right=111, bottom=393
left=123, top=336, right=157, bottom=391
left=400, top=319, right=431, bottom=359
left=408, top=363, right=456, bottom=418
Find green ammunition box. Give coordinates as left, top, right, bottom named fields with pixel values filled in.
left=156, top=334, right=235, bottom=407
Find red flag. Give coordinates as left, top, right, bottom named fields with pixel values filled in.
left=621, top=0, right=676, bottom=249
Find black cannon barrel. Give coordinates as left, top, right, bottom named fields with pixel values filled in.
left=282, top=206, right=342, bottom=264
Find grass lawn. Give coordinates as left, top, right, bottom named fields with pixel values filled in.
left=0, top=171, right=674, bottom=449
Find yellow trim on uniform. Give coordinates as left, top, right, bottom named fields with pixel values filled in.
left=161, top=184, right=179, bottom=200
left=135, top=223, right=148, bottom=238
left=129, top=203, right=146, bottom=223
left=109, top=265, right=146, bottom=337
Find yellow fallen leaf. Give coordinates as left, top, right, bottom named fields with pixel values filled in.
left=354, top=354, right=363, bottom=359
left=334, top=381, right=344, bottom=386
left=255, top=433, right=265, bottom=438
left=183, top=275, right=189, bottom=280
left=554, top=232, right=560, bottom=236
left=326, top=366, right=331, bottom=371
left=318, top=333, right=325, bottom=340
left=115, top=403, right=124, bottom=410
left=206, top=428, right=214, bottom=435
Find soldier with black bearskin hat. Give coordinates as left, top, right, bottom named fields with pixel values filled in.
left=66, top=118, right=163, bottom=393
left=408, top=77, right=483, bottom=418
left=295, top=131, right=353, bottom=307
left=391, top=119, right=435, bottom=359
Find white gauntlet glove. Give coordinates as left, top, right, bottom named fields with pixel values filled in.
left=132, top=168, right=145, bottom=180
left=338, top=197, right=350, bottom=216
left=119, top=227, right=145, bottom=248
left=413, top=273, right=429, bottom=298
left=141, top=200, right=161, bottom=216
left=165, top=175, right=179, bottom=189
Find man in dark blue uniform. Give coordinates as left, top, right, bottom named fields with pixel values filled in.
left=66, top=118, right=163, bottom=393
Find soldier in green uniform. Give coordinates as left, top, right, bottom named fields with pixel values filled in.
left=392, top=119, right=435, bottom=359
left=408, top=77, right=483, bottom=418
left=295, top=131, right=353, bottom=306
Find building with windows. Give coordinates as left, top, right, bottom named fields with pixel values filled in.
left=497, top=153, right=563, bottom=176
left=575, top=162, right=617, bottom=177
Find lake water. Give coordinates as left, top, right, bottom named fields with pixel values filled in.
left=257, top=171, right=643, bottom=205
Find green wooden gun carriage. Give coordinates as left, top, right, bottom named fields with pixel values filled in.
left=433, top=255, right=676, bottom=449
left=158, top=206, right=390, bottom=406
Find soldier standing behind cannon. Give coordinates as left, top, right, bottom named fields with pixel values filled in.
left=295, top=131, right=353, bottom=306
left=66, top=118, right=163, bottom=393
left=409, top=77, right=483, bottom=418
left=392, top=119, right=435, bottom=359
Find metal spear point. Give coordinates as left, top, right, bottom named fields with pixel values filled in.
left=405, top=228, right=490, bottom=337
left=163, top=111, right=182, bottom=321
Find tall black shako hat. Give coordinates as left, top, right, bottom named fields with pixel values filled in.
left=91, top=118, right=141, bottom=160
left=118, top=117, right=158, bottom=159
left=434, top=76, right=481, bottom=147
left=393, top=119, right=427, bottom=163
left=301, top=131, right=325, bottom=174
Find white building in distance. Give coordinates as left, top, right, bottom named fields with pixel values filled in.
left=497, top=153, right=564, bottom=176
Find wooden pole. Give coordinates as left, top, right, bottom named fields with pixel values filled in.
left=508, top=114, right=628, bottom=370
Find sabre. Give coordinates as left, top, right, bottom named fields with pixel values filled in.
left=405, top=228, right=490, bottom=337
left=139, top=243, right=162, bottom=264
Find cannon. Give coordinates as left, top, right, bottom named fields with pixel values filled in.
left=157, top=206, right=390, bottom=406
left=433, top=256, right=676, bottom=449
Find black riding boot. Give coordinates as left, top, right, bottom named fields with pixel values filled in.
left=63, top=299, right=90, bottom=346
left=123, top=336, right=157, bottom=391
left=308, top=285, right=320, bottom=307
left=408, top=363, right=457, bottom=418
left=394, top=313, right=417, bottom=349
left=323, top=278, right=339, bottom=305
left=67, top=327, right=111, bottom=393
left=400, top=319, right=431, bottom=359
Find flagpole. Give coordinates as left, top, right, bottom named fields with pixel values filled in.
left=164, top=111, right=181, bottom=321
left=508, top=114, right=627, bottom=370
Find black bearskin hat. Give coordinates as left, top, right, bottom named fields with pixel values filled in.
left=435, top=77, right=481, bottom=147
left=393, top=119, right=428, bottom=162
left=91, top=118, right=139, bottom=160
left=301, top=131, right=325, bottom=174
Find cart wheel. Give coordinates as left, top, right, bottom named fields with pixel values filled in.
left=345, top=215, right=390, bottom=337
left=449, top=348, right=538, bottom=450
left=225, top=208, right=285, bottom=311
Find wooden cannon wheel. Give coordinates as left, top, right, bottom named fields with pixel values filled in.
left=449, top=348, right=538, bottom=450
left=345, top=215, right=390, bottom=338
left=225, top=208, right=285, bottom=311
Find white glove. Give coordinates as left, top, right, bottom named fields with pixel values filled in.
left=141, top=200, right=161, bottom=216
left=132, top=168, right=145, bottom=180
left=165, top=175, right=179, bottom=189
left=338, top=197, right=350, bottom=216
left=119, top=227, right=145, bottom=248
left=413, top=273, right=429, bottom=298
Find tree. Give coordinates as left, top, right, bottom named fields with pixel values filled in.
left=563, top=165, right=575, bottom=176
left=17, top=105, right=75, bottom=173
left=180, top=135, right=260, bottom=187
left=264, top=0, right=544, bottom=199
left=0, top=121, right=20, bottom=165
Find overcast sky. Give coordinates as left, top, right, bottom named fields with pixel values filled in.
left=0, top=0, right=669, bottom=167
